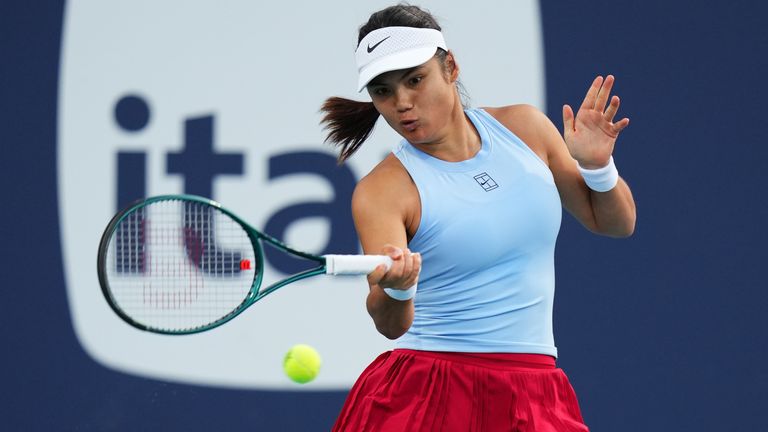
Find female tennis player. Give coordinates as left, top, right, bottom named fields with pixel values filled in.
left=322, top=4, right=635, bottom=431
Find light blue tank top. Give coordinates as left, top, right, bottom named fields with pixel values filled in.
left=393, top=108, right=562, bottom=356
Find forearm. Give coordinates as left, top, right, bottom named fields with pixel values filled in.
left=589, top=177, right=636, bottom=237
left=366, top=286, right=414, bottom=339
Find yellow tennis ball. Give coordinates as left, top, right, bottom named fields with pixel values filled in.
left=283, top=344, right=322, bottom=384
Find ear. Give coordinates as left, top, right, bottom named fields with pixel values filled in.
left=446, top=50, right=460, bottom=82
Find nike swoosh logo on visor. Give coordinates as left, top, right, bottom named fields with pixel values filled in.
left=367, top=36, right=391, bottom=53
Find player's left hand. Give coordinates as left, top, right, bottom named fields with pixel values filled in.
left=562, top=75, right=630, bottom=169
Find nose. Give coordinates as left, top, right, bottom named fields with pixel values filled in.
left=394, top=88, right=413, bottom=112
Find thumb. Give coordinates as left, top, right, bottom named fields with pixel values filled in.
left=562, top=104, right=575, bottom=135
left=367, top=263, right=388, bottom=286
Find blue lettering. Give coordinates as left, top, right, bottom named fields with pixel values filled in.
left=166, top=115, right=243, bottom=197
left=113, top=95, right=151, bottom=273
left=181, top=202, right=243, bottom=276
left=112, top=100, right=357, bottom=277
left=264, top=151, right=358, bottom=274
left=164, top=114, right=246, bottom=276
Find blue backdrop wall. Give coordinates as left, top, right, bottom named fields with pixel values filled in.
left=2, top=0, right=767, bottom=430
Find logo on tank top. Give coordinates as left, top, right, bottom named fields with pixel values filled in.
left=474, top=172, right=499, bottom=191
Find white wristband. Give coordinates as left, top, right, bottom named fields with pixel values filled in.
left=578, top=156, right=619, bottom=192
left=383, top=284, right=417, bottom=301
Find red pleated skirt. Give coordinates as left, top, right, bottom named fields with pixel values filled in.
left=332, top=349, right=589, bottom=432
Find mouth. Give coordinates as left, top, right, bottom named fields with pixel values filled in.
left=400, top=119, right=418, bottom=132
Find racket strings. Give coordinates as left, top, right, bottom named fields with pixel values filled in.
left=105, top=199, right=258, bottom=332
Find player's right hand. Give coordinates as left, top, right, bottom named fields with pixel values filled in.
left=368, top=244, right=421, bottom=293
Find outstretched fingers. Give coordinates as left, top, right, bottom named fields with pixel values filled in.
left=604, top=94, right=630, bottom=134
left=562, top=104, right=575, bottom=134
left=580, top=76, right=604, bottom=110
left=584, top=75, right=630, bottom=135
left=604, top=95, right=620, bottom=122
left=594, top=75, right=615, bottom=112
left=612, top=117, right=630, bottom=134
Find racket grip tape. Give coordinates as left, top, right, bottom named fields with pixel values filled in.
left=324, top=255, right=393, bottom=275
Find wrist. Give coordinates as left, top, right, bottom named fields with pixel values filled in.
left=577, top=156, right=619, bottom=192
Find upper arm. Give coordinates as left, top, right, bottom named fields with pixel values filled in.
left=486, top=105, right=600, bottom=232
left=351, top=156, right=419, bottom=255
left=535, top=109, right=601, bottom=232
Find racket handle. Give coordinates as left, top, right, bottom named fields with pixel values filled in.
left=324, top=254, right=393, bottom=275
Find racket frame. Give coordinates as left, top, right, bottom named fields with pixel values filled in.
left=97, top=194, right=329, bottom=335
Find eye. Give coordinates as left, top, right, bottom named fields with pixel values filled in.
left=408, top=76, right=423, bottom=86
left=369, top=86, right=390, bottom=97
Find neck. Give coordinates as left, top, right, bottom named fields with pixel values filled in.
left=411, top=98, right=480, bottom=163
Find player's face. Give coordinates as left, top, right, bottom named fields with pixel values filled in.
left=367, top=56, right=458, bottom=145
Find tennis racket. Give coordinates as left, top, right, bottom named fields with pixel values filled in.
left=97, top=194, right=391, bottom=335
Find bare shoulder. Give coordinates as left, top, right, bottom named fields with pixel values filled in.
left=354, top=153, right=414, bottom=203
left=352, top=153, right=419, bottom=226
left=482, top=105, right=554, bottom=163
left=483, top=104, right=544, bottom=126
left=351, top=153, right=421, bottom=249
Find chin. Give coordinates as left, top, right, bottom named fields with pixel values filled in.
left=402, top=129, right=430, bottom=144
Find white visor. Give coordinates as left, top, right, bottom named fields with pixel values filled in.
left=355, top=26, right=447, bottom=92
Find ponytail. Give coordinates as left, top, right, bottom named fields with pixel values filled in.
left=320, top=97, right=380, bottom=163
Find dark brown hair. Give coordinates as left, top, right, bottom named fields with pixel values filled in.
left=320, top=4, right=445, bottom=163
